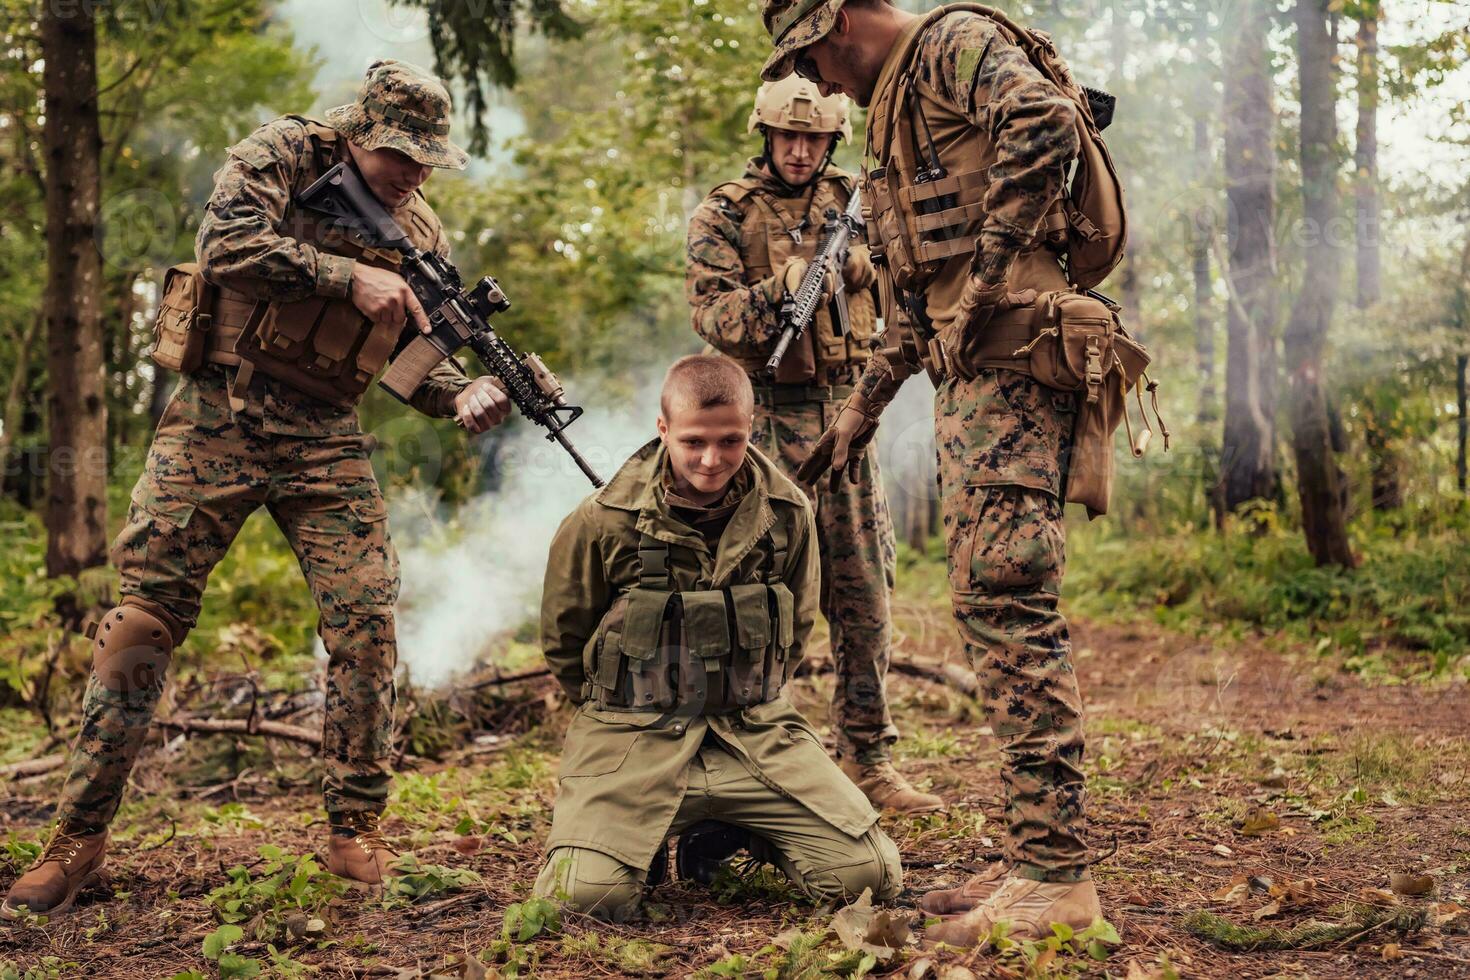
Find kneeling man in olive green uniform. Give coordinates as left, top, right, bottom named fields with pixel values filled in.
left=534, top=355, right=902, bottom=920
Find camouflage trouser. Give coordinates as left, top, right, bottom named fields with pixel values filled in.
left=57, top=369, right=399, bottom=830
left=752, top=394, right=899, bottom=763
left=935, top=368, right=1088, bottom=882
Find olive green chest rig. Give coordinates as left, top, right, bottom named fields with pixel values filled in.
left=583, top=526, right=796, bottom=715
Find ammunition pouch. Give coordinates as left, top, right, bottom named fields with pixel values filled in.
left=229, top=290, right=400, bottom=407
left=583, top=531, right=794, bottom=715
left=148, top=263, right=216, bottom=374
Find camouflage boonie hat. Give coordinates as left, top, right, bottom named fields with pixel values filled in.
left=761, top=0, right=846, bottom=82
left=325, top=59, right=469, bottom=170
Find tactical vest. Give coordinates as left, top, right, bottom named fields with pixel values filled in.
left=582, top=526, right=795, bottom=715
left=713, top=174, right=878, bottom=385
left=863, top=7, right=1072, bottom=340
left=863, top=9, right=1163, bottom=518
left=202, top=117, right=443, bottom=407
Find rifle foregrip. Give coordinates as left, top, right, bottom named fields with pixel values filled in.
left=380, top=334, right=448, bottom=403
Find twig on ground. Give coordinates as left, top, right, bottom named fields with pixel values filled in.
left=139, top=818, right=178, bottom=852
left=154, top=715, right=321, bottom=748
left=465, top=667, right=553, bottom=692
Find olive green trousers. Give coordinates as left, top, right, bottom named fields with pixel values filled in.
left=533, top=739, right=901, bottom=920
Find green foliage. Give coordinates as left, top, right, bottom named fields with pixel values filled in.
left=380, top=853, right=482, bottom=908
left=0, top=959, right=80, bottom=980
left=204, top=845, right=347, bottom=945
left=384, top=0, right=584, bottom=154
left=480, top=897, right=560, bottom=978
left=692, top=927, right=877, bottom=979
left=1068, top=502, right=1470, bottom=675
left=558, top=933, right=675, bottom=976
left=980, top=918, right=1123, bottom=976
left=501, top=896, right=562, bottom=942
left=0, top=835, right=42, bottom=878
left=709, top=860, right=803, bottom=905
left=1184, top=903, right=1426, bottom=950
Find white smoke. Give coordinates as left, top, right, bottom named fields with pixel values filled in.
left=376, top=366, right=938, bottom=690
left=387, top=375, right=662, bottom=689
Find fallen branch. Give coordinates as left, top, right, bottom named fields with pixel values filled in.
left=890, top=658, right=979, bottom=698
left=464, top=666, right=552, bottom=692
left=153, top=715, right=321, bottom=748
left=0, top=753, right=67, bottom=780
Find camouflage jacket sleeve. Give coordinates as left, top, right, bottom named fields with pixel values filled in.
left=686, top=193, right=785, bottom=356
left=196, top=118, right=356, bottom=302
left=918, top=14, right=1079, bottom=285
left=404, top=227, right=471, bottom=418
left=539, top=498, right=608, bottom=702
left=782, top=501, right=821, bottom=671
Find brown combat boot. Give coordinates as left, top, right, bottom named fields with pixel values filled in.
left=918, top=861, right=1009, bottom=916
left=1, top=826, right=108, bottom=920
left=840, top=759, right=943, bottom=815
left=325, top=812, right=400, bottom=889
left=925, top=875, right=1103, bottom=947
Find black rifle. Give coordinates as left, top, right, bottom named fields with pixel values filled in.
left=297, top=162, right=603, bottom=487
left=764, top=187, right=864, bottom=378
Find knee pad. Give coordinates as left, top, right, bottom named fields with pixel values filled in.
left=89, top=604, right=175, bottom=693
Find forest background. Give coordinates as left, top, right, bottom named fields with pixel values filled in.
left=1, top=0, right=1468, bottom=976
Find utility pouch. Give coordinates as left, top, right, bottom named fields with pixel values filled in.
left=1017, top=291, right=1139, bottom=404
left=618, top=588, right=676, bottom=710
left=149, top=263, right=214, bottom=374
left=1010, top=290, right=1164, bottom=518
left=766, top=582, right=796, bottom=701
left=727, top=584, right=773, bottom=708
left=865, top=164, right=923, bottom=291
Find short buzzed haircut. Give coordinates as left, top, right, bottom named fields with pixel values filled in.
left=660, top=354, right=755, bottom=419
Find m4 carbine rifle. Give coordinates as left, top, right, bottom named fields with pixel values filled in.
left=764, top=187, right=864, bottom=378
left=298, top=162, right=603, bottom=487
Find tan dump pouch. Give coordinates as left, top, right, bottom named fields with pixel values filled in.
left=149, top=263, right=214, bottom=374
left=1003, top=290, right=1153, bottom=518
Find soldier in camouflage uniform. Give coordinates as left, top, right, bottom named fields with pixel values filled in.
left=686, top=75, right=940, bottom=815
left=2, top=60, right=511, bottom=919
left=761, top=0, right=1105, bottom=942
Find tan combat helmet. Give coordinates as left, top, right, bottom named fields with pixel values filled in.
left=747, top=74, right=852, bottom=143
left=325, top=59, right=469, bottom=170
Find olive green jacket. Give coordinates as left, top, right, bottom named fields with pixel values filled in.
left=539, top=438, right=878, bottom=870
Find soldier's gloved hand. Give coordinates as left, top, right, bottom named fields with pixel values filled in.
left=939, top=275, right=1009, bottom=380
left=454, top=376, right=512, bottom=433
left=772, top=256, right=835, bottom=305
left=842, top=244, right=877, bottom=292
left=796, top=392, right=881, bottom=491
left=351, top=263, right=432, bottom=335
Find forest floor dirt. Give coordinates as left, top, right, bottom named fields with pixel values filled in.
left=2, top=572, right=1468, bottom=979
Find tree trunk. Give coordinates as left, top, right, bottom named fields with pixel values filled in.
left=1353, top=2, right=1399, bottom=511
left=1285, top=0, right=1355, bottom=567
left=41, top=4, right=109, bottom=582
left=1354, top=6, right=1381, bottom=309
left=1193, top=116, right=1216, bottom=427
left=1220, top=0, right=1280, bottom=512
left=1457, top=353, right=1467, bottom=496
